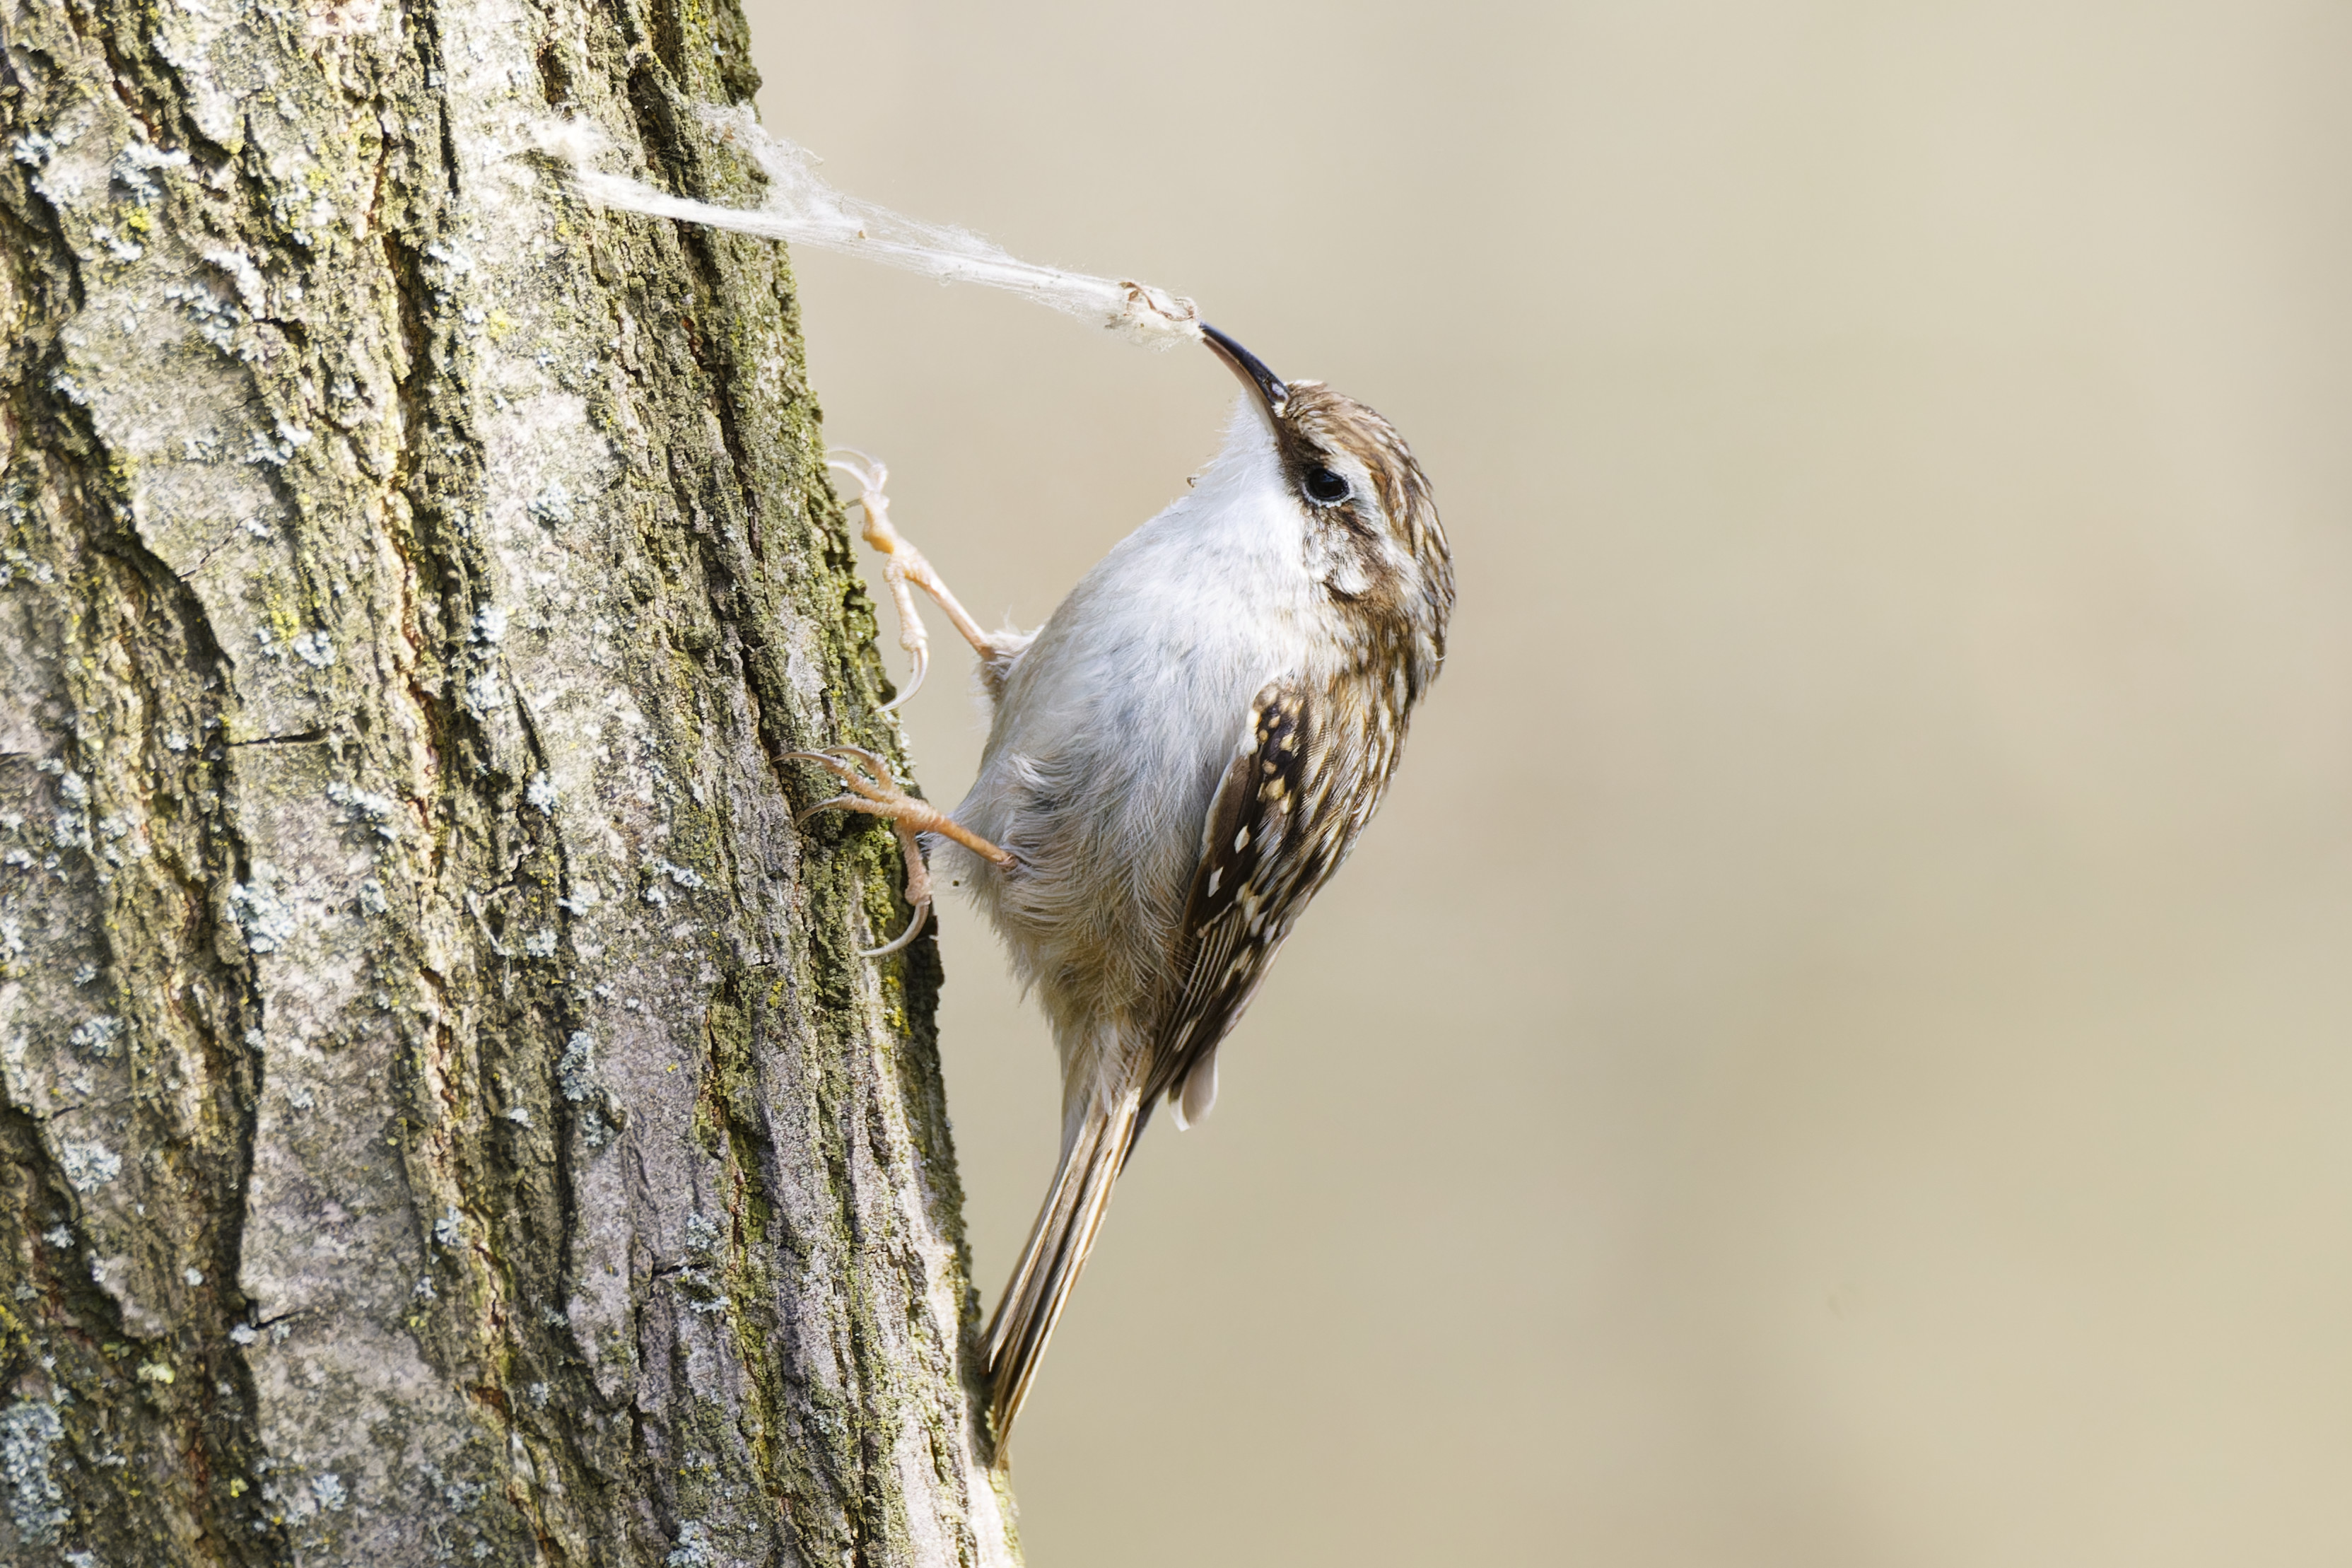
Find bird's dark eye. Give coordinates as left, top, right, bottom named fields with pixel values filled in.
left=1302, top=465, right=1350, bottom=505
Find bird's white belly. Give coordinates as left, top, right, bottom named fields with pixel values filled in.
left=952, top=522, right=1306, bottom=1048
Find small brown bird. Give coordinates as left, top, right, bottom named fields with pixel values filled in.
left=792, top=325, right=1453, bottom=1451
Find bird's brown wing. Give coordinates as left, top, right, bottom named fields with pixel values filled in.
left=1140, top=671, right=1395, bottom=1123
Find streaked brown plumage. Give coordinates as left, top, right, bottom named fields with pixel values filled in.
left=794, top=327, right=1451, bottom=1455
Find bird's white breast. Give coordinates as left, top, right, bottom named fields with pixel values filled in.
left=951, top=402, right=1314, bottom=1029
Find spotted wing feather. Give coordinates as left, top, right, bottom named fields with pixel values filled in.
left=1140, top=671, right=1393, bottom=1121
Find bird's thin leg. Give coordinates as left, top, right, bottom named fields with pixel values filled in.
left=827, top=450, right=1017, bottom=710
left=785, top=745, right=1014, bottom=956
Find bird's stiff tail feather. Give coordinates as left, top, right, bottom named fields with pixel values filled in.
left=984, top=1086, right=1145, bottom=1456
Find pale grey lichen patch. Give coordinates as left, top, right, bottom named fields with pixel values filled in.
left=421, top=238, right=475, bottom=281
left=92, top=224, right=143, bottom=262
left=50, top=769, right=93, bottom=854
left=0, top=1034, right=28, bottom=1111
left=1, top=1400, right=70, bottom=1545
left=59, top=1137, right=122, bottom=1192
left=11, top=129, right=65, bottom=172
left=527, top=481, right=573, bottom=527
left=463, top=668, right=504, bottom=718
left=641, top=858, right=705, bottom=906
left=199, top=247, right=265, bottom=306
left=556, top=1031, right=595, bottom=1103
left=682, top=1210, right=723, bottom=1255
left=666, top=1520, right=716, bottom=1567
left=242, top=421, right=313, bottom=467
left=67, top=1014, right=122, bottom=1055
left=113, top=136, right=189, bottom=201
left=229, top=863, right=297, bottom=952
left=162, top=279, right=245, bottom=358
left=325, top=781, right=401, bottom=841
left=673, top=1266, right=730, bottom=1317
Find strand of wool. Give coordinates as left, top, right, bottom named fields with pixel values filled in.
left=527, top=108, right=1202, bottom=349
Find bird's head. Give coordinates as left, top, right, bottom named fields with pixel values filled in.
left=1202, top=324, right=1454, bottom=681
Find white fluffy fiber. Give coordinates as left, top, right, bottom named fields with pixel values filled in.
left=528, top=108, right=1201, bottom=349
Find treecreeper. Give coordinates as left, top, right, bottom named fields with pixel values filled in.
left=789, top=326, right=1454, bottom=1453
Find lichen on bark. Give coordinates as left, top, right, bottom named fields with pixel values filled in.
left=0, top=0, right=1014, bottom=1562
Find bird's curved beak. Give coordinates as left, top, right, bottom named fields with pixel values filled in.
left=1201, top=324, right=1288, bottom=418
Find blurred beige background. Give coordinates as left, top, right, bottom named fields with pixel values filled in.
left=743, top=4, right=2352, bottom=1563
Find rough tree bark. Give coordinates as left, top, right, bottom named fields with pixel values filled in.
left=0, top=0, right=1018, bottom=1562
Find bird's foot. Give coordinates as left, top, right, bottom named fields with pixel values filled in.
left=826, top=451, right=933, bottom=710
left=784, top=745, right=1012, bottom=956
left=826, top=449, right=1024, bottom=710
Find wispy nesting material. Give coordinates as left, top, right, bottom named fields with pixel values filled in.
left=530, top=107, right=1202, bottom=349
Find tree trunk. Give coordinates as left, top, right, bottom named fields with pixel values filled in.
left=0, top=0, right=1016, bottom=1562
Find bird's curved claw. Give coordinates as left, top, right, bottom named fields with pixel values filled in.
left=784, top=745, right=894, bottom=787
left=826, top=448, right=886, bottom=491
left=879, top=640, right=927, bottom=711
left=858, top=894, right=930, bottom=957
left=792, top=792, right=859, bottom=829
